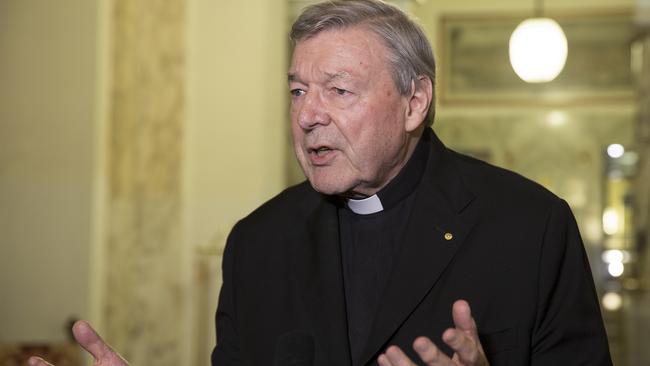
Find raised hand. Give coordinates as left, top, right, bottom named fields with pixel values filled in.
left=28, top=320, right=129, bottom=366
left=377, top=300, right=489, bottom=366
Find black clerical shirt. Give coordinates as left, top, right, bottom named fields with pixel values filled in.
left=338, top=131, right=430, bottom=364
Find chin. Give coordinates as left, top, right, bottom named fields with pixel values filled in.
left=308, top=180, right=346, bottom=196
left=307, top=175, right=356, bottom=196
left=298, top=161, right=361, bottom=196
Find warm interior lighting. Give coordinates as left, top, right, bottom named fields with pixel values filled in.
left=607, top=144, right=625, bottom=158
left=509, top=17, right=568, bottom=83
left=602, top=207, right=620, bottom=235
left=602, top=249, right=624, bottom=264
left=602, top=292, right=623, bottom=311
left=546, top=110, right=567, bottom=126
left=608, top=262, right=624, bottom=277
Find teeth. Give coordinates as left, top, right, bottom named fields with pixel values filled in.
left=313, top=147, right=330, bottom=156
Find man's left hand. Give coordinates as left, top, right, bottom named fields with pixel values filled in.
left=377, top=300, right=489, bottom=366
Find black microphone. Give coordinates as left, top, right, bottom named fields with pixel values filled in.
left=273, top=331, right=315, bottom=366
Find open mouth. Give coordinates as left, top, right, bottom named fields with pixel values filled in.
left=309, top=146, right=333, bottom=156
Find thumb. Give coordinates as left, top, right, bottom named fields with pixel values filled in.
left=72, top=320, right=120, bottom=362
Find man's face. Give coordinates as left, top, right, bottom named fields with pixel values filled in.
left=289, top=27, right=415, bottom=197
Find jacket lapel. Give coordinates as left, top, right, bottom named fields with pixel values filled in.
left=292, top=195, right=352, bottom=365
left=359, top=133, right=478, bottom=365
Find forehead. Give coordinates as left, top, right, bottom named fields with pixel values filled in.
left=289, top=26, right=392, bottom=79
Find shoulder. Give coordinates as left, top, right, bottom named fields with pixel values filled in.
left=230, top=180, right=320, bottom=239
left=224, top=180, right=322, bottom=273
left=448, top=149, right=563, bottom=218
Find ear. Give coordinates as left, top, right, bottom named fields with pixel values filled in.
left=404, top=75, right=433, bottom=133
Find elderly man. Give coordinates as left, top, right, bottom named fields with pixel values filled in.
left=31, top=1, right=611, bottom=365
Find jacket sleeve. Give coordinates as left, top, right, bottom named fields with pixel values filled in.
left=531, top=199, right=612, bottom=365
left=211, top=223, right=242, bottom=365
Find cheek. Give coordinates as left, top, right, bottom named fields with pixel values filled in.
left=355, top=111, right=405, bottom=164
left=290, top=115, right=303, bottom=141
left=358, top=105, right=402, bottom=142
left=289, top=125, right=306, bottom=162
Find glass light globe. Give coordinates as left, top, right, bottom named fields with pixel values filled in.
left=509, top=18, right=568, bottom=83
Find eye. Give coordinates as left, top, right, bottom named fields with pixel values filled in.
left=334, top=87, right=348, bottom=96
left=290, top=88, right=305, bottom=97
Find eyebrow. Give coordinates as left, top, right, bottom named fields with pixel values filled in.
left=287, top=71, right=352, bottom=84
left=287, top=73, right=301, bottom=84
left=325, top=71, right=351, bottom=82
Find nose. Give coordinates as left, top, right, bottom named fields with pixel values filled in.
left=296, top=91, right=330, bottom=130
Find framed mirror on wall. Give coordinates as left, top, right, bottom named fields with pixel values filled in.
left=439, top=10, right=635, bottom=106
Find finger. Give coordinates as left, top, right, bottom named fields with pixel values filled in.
left=412, top=336, right=453, bottom=365
left=377, top=353, right=394, bottom=366
left=28, top=356, right=53, bottom=366
left=72, top=320, right=114, bottom=361
left=452, top=300, right=479, bottom=338
left=384, top=345, right=418, bottom=366
left=28, top=356, right=54, bottom=366
left=443, top=328, right=483, bottom=364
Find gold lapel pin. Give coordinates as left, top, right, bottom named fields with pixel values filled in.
left=444, top=232, right=453, bottom=241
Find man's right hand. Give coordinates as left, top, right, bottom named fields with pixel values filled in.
left=28, top=320, right=129, bottom=366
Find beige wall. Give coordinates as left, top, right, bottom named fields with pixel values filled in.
left=0, top=0, right=99, bottom=342
left=185, top=0, right=288, bottom=254
left=185, top=0, right=288, bottom=363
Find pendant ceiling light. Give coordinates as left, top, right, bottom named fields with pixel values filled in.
left=509, top=0, right=568, bottom=83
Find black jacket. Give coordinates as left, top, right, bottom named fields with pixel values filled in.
left=212, top=130, right=612, bottom=366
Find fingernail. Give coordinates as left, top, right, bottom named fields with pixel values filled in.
left=414, top=342, right=427, bottom=352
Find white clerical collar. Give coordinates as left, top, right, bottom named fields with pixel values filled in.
left=346, top=194, right=384, bottom=215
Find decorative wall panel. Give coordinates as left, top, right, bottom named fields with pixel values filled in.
left=104, top=0, right=188, bottom=364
